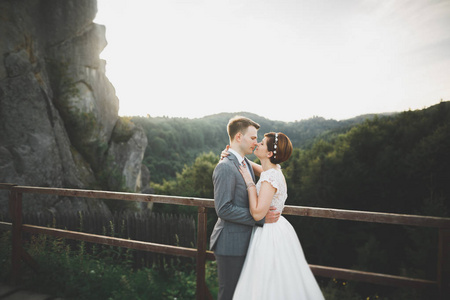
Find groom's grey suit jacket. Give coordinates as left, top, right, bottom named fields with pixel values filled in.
left=210, top=152, right=264, bottom=256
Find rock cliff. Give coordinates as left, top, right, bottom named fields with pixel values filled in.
left=0, top=0, right=149, bottom=215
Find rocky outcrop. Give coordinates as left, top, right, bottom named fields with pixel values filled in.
left=103, top=117, right=148, bottom=192
left=0, top=0, right=148, bottom=215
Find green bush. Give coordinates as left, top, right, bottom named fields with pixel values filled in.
left=0, top=232, right=218, bottom=300
left=0, top=231, right=12, bottom=283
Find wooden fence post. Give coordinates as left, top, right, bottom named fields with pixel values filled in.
left=437, top=228, right=450, bottom=300
left=10, top=189, right=23, bottom=285
left=196, top=206, right=208, bottom=300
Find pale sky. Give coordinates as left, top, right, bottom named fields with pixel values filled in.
left=95, top=0, right=450, bottom=122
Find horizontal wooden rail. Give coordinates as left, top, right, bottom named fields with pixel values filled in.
left=283, top=205, right=450, bottom=228
left=0, top=183, right=17, bottom=190
left=20, top=224, right=216, bottom=260
left=5, top=185, right=450, bottom=228
left=7, top=186, right=215, bottom=208
left=310, top=265, right=436, bottom=289
left=0, top=221, right=12, bottom=231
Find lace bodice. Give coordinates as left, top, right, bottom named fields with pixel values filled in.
left=256, top=165, right=287, bottom=212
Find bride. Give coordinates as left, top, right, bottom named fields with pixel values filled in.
left=233, top=132, right=325, bottom=300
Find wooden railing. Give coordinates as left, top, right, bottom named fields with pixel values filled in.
left=1, top=183, right=449, bottom=299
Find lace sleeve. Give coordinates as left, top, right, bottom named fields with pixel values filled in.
left=259, top=169, right=280, bottom=191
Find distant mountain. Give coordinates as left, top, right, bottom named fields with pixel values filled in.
left=132, top=111, right=396, bottom=183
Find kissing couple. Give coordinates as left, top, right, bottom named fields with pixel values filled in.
left=210, top=116, right=325, bottom=300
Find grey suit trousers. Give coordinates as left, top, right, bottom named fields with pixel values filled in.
left=215, top=254, right=246, bottom=300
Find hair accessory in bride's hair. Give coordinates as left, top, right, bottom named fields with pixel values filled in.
left=273, top=133, right=278, bottom=159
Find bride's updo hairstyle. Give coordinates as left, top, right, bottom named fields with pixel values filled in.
left=265, top=132, right=293, bottom=164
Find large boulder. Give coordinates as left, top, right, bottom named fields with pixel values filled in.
left=0, top=0, right=148, bottom=216
left=102, top=117, right=148, bottom=193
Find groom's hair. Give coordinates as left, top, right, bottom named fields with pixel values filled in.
left=227, top=116, right=260, bottom=141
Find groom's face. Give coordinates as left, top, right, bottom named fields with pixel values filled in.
left=240, top=126, right=258, bottom=156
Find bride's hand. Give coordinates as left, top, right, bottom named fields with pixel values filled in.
left=220, top=145, right=230, bottom=160
left=239, top=165, right=253, bottom=185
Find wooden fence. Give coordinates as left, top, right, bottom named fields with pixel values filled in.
left=0, top=209, right=197, bottom=268
left=1, top=183, right=449, bottom=299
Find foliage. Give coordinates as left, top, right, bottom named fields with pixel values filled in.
left=283, top=101, right=450, bottom=215
left=0, top=231, right=218, bottom=300
left=0, top=230, right=11, bottom=283
left=132, top=112, right=377, bottom=183
left=132, top=115, right=225, bottom=184
left=320, top=279, right=385, bottom=300
left=151, top=152, right=218, bottom=199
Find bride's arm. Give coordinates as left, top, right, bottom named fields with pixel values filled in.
left=240, top=166, right=276, bottom=221
left=246, top=182, right=276, bottom=221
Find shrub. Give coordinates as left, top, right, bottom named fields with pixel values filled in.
left=0, top=231, right=218, bottom=299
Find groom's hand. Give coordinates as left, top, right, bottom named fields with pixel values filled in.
left=265, top=206, right=280, bottom=223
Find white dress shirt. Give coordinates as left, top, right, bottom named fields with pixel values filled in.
left=228, top=148, right=246, bottom=166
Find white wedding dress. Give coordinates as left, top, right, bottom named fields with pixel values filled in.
left=233, top=166, right=325, bottom=300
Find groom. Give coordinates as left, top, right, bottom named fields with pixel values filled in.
left=210, top=116, right=280, bottom=300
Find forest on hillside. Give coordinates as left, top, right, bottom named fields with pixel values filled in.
left=137, top=102, right=449, bottom=218
left=138, top=101, right=449, bottom=299
left=132, top=111, right=385, bottom=183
